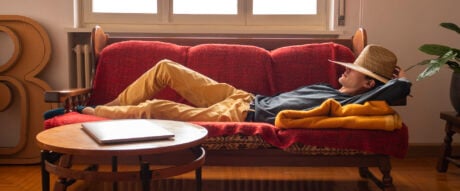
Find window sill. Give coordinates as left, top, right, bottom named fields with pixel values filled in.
left=66, top=24, right=345, bottom=38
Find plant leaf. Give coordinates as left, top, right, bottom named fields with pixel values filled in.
left=417, top=51, right=458, bottom=80
left=419, top=44, right=451, bottom=56
left=405, top=60, right=431, bottom=71
left=442, top=51, right=459, bottom=70
left=453, top=48, right=460, bottom=59
left=441, top=51, right=457, bottom=66
left=441, top=22, right=460, bottom=34
left=416, top=59, right=443, bottom=81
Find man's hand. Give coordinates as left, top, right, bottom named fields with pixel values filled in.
left=393, top=66, right=406, bottom=79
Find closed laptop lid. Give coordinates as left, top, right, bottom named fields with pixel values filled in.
left=81, top=119, right=174, bottom=144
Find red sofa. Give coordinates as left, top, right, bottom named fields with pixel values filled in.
left=44, top=26, right=406, bottom=190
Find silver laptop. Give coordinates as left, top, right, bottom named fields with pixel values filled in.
left=81, top=119, right=174, bottom=144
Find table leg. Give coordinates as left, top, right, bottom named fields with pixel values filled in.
left=191, top=146, right=204, bottom=191
left=54, top=155, right=74, bottom=191
left=112, top=156, right=118, bottom=191
left=41, top=150, right=50, bottom=191
left=140, top=162, right=152, bottom=191
left=195, top=167, right=202, bottom=191
left=437, top=122, right=455, bottom=172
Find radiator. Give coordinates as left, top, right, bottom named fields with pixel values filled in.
left=73, top=44, right=92, bottom=88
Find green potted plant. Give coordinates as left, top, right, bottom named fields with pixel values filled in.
left=406, top=22, right=460, bottom=112
left=407, top=22, right=460, bottom=80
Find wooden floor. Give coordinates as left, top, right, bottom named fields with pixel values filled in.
left=1, top=156, right=460, bottom=191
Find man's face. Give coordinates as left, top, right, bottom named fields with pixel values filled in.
left=338, top=68, right=374, bottom=95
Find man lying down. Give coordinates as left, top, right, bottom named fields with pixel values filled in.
left=74, top=44, right=411, bottom=130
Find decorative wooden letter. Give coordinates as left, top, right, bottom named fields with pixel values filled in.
left=0, top=15, right=52, bottom=164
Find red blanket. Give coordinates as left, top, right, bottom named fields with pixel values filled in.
left=45, top=112, right=408, bottom=158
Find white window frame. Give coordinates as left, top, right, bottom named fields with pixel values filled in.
left=81, top=0, right=337, bottom=34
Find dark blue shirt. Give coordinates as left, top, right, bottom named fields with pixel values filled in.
left=253, top=79, right=411, bottom=124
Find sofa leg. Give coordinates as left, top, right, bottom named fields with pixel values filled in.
left=379, top=161, right=395, bottom=191
left=358, top=167, right=369, bottom=178
left=357, top=157, right=395, bottom=191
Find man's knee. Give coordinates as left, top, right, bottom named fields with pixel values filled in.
left=156, top=59, right=176, bottom=67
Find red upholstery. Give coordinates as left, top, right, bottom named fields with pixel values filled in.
left=89, top=41, right=189, bottom=105
left=45, top=41, right=409, bottom=157
left=187, top=44, right=274, bottom=95
left=271, top=43, right=351, bottom=93
left=44, top=113, right=408, bottom=158
left=194, top=121, right=408, bottom=158
left=45, top=112, right=107, bottom=128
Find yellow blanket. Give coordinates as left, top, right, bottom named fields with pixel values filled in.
left=274, top=98, right=402, bottom=131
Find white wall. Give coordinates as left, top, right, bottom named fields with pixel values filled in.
left=0, top=0, right=73, bottom=89
left=1, top=0, right=460, bottom=145
left=362, top=0, right=460, bottom=144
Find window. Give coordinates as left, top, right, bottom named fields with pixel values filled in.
left=92, top=0, right=157, bottom=14
left=82, top=0, right=335, bottom=34
left=252, top=0, right=316, bottom=15
left=173, top=0, right=237, bottom=15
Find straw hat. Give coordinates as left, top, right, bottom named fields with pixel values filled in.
left=329, top=44, right=397, bottom=83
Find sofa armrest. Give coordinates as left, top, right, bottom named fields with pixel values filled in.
left=44, top=88, right=92, bottom=112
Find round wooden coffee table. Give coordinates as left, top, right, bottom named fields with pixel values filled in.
left=36, top=119, right=208, bottom=191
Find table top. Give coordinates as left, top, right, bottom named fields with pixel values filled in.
left=36, top=119, right=208, bottom=156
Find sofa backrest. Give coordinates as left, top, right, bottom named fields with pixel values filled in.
left=88, top=41, right=355, bottom=106
left=90, top=40, right=189, bottom=105
left=271, top=43, right=355, bottom=94
left=186, top=44, right=274, bottom=95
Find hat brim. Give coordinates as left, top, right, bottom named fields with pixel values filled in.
left=329, top=60, right=389, bottom=83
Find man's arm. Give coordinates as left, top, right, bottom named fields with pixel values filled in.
left=348, top=71, right=412, bottom=105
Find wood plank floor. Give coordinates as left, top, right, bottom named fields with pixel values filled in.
left=1, top=156, right=460, bottom=191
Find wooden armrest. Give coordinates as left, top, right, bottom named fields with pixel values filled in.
left=44, top=88, right=93, bottom=113
left=44, top=88, right=92, bottom=103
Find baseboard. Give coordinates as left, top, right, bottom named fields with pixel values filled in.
left=406, top=143, right=460, bottom=157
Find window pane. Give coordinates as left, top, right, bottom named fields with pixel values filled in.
left=173, top=0, right=237, bottom=15
left=253, top=0, right=317, bottom=15
left=92, top=0, right=156, bottom=14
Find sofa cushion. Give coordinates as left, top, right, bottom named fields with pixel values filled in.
left=89, top=41, right=190, bottom=105
left=44, top=114, right=408, bottom=158
left=44, top=112, right=107, bottom=129
left=193, top=121, right=408, bottom=158
left=271, top=43, right=354, bottom=94
left=186, top=44, right=275, bottom=95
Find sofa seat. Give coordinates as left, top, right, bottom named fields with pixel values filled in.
left=44, top=112, right=408, bottom=158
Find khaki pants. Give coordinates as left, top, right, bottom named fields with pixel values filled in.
left=94, top=59, right=254, bottom=122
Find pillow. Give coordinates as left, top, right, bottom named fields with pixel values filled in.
left=344, top=78, right=412, bottom=105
